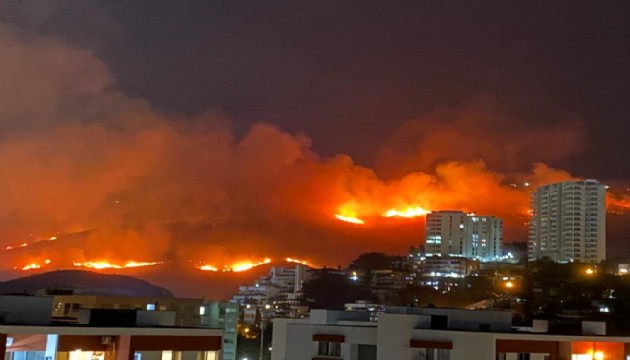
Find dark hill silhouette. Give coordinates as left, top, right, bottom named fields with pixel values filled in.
left=0, top=260, right=314, bottom=299
left=0, top=270, right=173, bottom=297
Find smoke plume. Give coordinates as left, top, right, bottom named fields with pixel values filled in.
left=0, top=24, right=623, bottom=270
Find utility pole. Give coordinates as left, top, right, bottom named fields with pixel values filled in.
left=258, top=317, right=265, bottom=360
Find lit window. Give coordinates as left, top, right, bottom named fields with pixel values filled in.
left=200, top=306, right=206, bottom=315
left=161, top=351, right=172, bottom=360
left=146, top=304, right=156, bottom=311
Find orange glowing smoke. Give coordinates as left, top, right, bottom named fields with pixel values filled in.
left=0, top=24, right=621, bottom=269
left=72, top=261, right=162, bottom=270
left=609, top=193, right=630, bottom=212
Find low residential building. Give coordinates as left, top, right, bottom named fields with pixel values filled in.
left=1, top=296, right=224, bottom=360
left=272, top=307, right=630, bottom=360
left=2, top=324, right=223, bottom=360
left=232, top=264, right=313, bottom=320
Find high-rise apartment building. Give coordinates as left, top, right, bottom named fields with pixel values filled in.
left=528, top=179, right=606, bottom=263
left=425, top=211, right=503, bottom=261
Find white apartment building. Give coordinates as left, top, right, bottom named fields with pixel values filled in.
left=425, top=211, right=503, bottom=261
left=529, top=179, right=606, bottom=263
left=272, top=307, right=630, bottom=360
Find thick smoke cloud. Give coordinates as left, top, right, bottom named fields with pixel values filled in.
left=0, top=25, right=621, bottom=270
left=375, top=96, right=586, bottom=178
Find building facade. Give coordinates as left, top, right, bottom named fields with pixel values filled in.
left=1, top=295, right=224, bottom=360
left=425, top=211, right=503, bottom=261
left=50, top=295, right=203, bottom=327
left=529, top=179, right=606, bottom=263
left=272, top=308, right=630, bottom=360
left=200, top=302, right=238, bottom=360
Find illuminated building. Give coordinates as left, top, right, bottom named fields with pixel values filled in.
left=529, top=179, right=606, bottom=263
left=425, top=211, right=503, bottom=261
left=231, top=265, right=311, bottom=320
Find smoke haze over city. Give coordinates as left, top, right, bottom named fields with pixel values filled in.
left=1, top=1, right=630, bottom=271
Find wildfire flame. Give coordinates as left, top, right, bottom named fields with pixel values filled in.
left=196, top=258, right=272, bottom=272
left=286, top=257, right=309, bottom=265
left=334, top=214, right=365, bottom=224
left=335, top=204, right=431, bottom=224
left=3, top=235, right=60, bottom=253
left=72, top=261, right=162, bottom=270
left=22, top=263, right=40, bottom=270
left=20, top=259, right=51, bottom=271
left=382, top=206, right=430, bottom=218
left=199, top=265, right=218, bottom=271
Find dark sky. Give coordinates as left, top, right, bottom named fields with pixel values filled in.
left=2, top=0, right=629, bottom=179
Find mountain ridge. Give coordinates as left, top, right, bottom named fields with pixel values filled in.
left=0, top=269, right=174, bottom=297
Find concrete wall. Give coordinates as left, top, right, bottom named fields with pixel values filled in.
left=136, top=311, right=176, bottom=327
left=386, top=306, right=512, bottom=332
left=411, top=329, right=496, bottom=360
left=271, top=319, right=376, bottom=360
left=377, top=314, right=427, bottom=360
left=0, top=296, right=53, bottom=325
left=309, top=309, right=370, bottom=324
left=271, top=318, right=289, bottom=360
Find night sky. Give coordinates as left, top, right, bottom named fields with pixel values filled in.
left=3, top=1, right=630, bottom=176
left=1, top=1, right=630, bottom=267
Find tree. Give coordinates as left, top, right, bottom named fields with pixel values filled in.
left=302, top=270, right=375, bottom=310
left=302, top=272, right=350, bottom=310
left=349, top=252, right=393, bottom=272
left=348, top=252, right=394, bottom=287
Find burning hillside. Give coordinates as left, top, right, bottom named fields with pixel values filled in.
left=1, top=24, right=630, bottom=272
